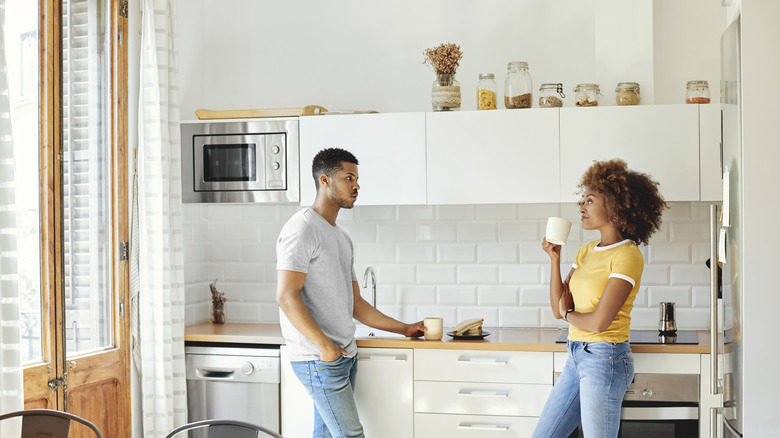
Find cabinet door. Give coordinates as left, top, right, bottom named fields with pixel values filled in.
left=560, top=104, right=700, bottom=202
left=279, top=346, right=314, bottom=437
left=426, top=110, right=560, bottom=204
left=700, top=104, right=723, bottom=202
left=354, top=348, right=414, bottom=438
left=415, top=413, right=538, bottom=438
left=299, top=113, right=426, bottom=206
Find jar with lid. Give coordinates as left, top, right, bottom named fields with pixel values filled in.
left=539, top=83, right=565, bottom=107
left=477, top=73, right=497, bottom=110
left=504, top=61, right=533, bottom=108
left=685, top=80, right=710, bottom=104
left=615, top=82, right=640, bottom=105
left=574, top=83, right=601, bottom=107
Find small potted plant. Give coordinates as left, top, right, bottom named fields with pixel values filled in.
left=210, top=279, right=226, bottom=324
left=423, top=43, right=464, bottom=111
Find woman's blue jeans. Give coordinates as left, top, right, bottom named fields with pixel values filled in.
left=532, top=341, right=634, bottom=438
left=290, top=354, right=365, bottom=438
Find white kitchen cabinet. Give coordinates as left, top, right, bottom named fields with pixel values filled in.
left=414, top=349, right=553, bottom=437
left=280, top=346, right=412, bottom=438
left=699, top=104, right=723, bottom=202
left=299, top=112, right=427, bottom=206
left=559, top=104, right=700, bottom=202
left=426, top=109, right=560, bottom=205
left=354, top=348, right=414, bottom=438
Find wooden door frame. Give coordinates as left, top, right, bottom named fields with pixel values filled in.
left=25, top=1, right=130, bottom=434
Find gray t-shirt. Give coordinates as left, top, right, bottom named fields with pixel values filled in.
left=277, top=208, right=358, bottom=361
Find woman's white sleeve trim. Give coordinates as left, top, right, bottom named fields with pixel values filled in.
left=609, top=273, right=636, bottom=287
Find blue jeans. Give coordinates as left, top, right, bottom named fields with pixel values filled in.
left=533, top=341, right=634, bottom=438
left=290, top=355, right=365, bottom=438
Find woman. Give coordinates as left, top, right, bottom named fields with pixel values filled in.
left=533, top=159, right=667, bottom=438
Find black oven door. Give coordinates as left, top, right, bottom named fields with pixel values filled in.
left=567, top=404, right=699, bottom=438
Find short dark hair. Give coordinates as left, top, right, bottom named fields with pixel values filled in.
left=577, top=159, right=668, bottom=246
left=311, top=148, right=359, bottom=189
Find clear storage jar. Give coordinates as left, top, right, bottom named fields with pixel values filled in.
left=615, top=82, right=640, bottom=105
left=477, top=73, right=497, bottom=110
left=539, top=83, right=565, bottom=107
left=685, top=80, right=710, bottom=104
left=504, top=61, right=533, bottom=108
left=574, top=83, right=601, bottom=107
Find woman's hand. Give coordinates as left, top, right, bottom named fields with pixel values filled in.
left=542, top=238, right=562, bottom=261
left=558, top=281, right=574, bottom=317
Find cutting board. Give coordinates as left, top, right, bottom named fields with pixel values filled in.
left=195, top=105, right=327, bottom=119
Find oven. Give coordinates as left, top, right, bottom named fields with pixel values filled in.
left=556, top=372, right=699, bottom=438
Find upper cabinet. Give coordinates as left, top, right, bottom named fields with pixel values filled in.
left=699, top=104, right=722, bottom=202
left=426, top=110, right=560, bottom=205
left=559, top=105, right=700, bottom=202
left=299, top=113, right=427, bottom=206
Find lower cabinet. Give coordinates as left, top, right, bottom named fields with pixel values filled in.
left=414, top=349, right=553, bottom=437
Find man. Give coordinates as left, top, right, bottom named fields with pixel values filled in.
left=276, top=148, right=425, bottom=438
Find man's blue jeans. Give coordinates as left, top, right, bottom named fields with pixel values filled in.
left=532, top=340, right=634, bottom=438
left=290, top=354, right=365, bottom=438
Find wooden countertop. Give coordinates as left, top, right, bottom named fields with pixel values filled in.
left=185, top=323, right=712, bottom=354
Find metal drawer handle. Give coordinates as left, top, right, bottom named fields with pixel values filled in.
left=359, top=355, right=407, bottom=362
left=197, top=369, right=235, bottom=379
left=456, top=356, right=509, bottom=364
left=457, top=389, right=509, bottom=397
left=457, top=423, right=510, bottom=431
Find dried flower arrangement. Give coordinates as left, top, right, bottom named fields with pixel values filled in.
left=422, top=43, right=463, bottom=75
left=210, top=278, right=226, bottom=324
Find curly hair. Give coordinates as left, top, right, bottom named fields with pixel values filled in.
left=577, top=159, right=668, bottom=246
left=311, top=148, right=359, bottom=190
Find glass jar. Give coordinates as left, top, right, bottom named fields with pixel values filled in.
left=615, top=82, right=640, bottom=105
left=685, top=80, right=711, bottom=104
left=477, top=73, right=497, bottom=110
left=574, top=83, right=601, bottom=107
left=539, top=83, right=565, bottom=108
left=504, top=61, right=533, bottom=108
left=431, top=74, right=461, bottom=111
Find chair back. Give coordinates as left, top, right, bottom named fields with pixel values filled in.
left=165, top=419, right=283, bottom=438
left=0, top=409, right=103, bottom=438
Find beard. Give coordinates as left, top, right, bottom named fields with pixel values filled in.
left=329, top=188, right=357, bottom=209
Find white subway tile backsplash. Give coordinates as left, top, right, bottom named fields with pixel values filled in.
left=397, top=243, right=436, bottom=263
left=457, top=264, right=498, bottom=284
left=437, top=244, right=477, bottom=263
left=478, top=286, right=519, bottom=306
left=418, top=264, right=457, bottom=285
left=183, top=202, right=714, bottom=329
left=436, top=286, right=477, bottom=305
left=477, top=243, right=519, bottom=263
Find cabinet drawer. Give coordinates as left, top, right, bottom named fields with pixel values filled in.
left=415, top=350, right=552, bottom=384
left=415, top=413, right=538, bottom=437
left=414, top=381, right=550, bottom=416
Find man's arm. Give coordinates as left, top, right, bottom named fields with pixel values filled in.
left=276, top=269, right=346, bottom=361
left=352, top=281, right=425, bottom=337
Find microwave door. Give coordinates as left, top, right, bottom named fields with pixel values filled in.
left=194, top=134, right=267, bottom=192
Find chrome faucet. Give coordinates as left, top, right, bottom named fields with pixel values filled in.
left=362, top=266, right=377, bottom=308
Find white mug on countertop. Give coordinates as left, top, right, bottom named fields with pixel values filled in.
left=423, top=317, right=443, bottom=341
left=546, top=217, right=572, bottom=245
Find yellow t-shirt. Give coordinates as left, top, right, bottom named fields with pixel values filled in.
left=567, top=239, right=644, bottom=343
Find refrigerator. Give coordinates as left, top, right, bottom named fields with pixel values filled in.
left=711, top=17, right=743, bottom=438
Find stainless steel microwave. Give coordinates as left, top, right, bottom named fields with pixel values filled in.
left=180, top=118, right=299, bottom=203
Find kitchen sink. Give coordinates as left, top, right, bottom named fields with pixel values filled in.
left=354, top=326, right=407, bottom=338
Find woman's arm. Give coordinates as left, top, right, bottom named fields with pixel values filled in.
left=563, top=277, right=633, bottom=334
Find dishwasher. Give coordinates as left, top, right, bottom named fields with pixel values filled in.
left=185, top=344, right=280, bottom=436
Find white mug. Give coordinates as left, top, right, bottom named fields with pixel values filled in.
left=423, top=317, right=443, bottom=341
left=546, top=217, right=572, bottom=245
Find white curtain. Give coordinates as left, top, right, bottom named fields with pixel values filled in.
left=0, top=0, right=25, bottom=430
left=135, top=0, right=187, bottom=435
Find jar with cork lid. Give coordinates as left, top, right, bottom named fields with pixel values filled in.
left=504, top=61, right=533, bottom=108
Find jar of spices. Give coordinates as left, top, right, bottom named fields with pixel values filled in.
left=477, top=73, right=497, bottom=110
left=504, top=61, right=533, bottom=108
left=615, top=82, right=640, bottom=105
left=539, top=83, right=565, bottom=107
left=574, top=83, right=601, bottom=107
left=685, top=80, right=711, bottom=104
